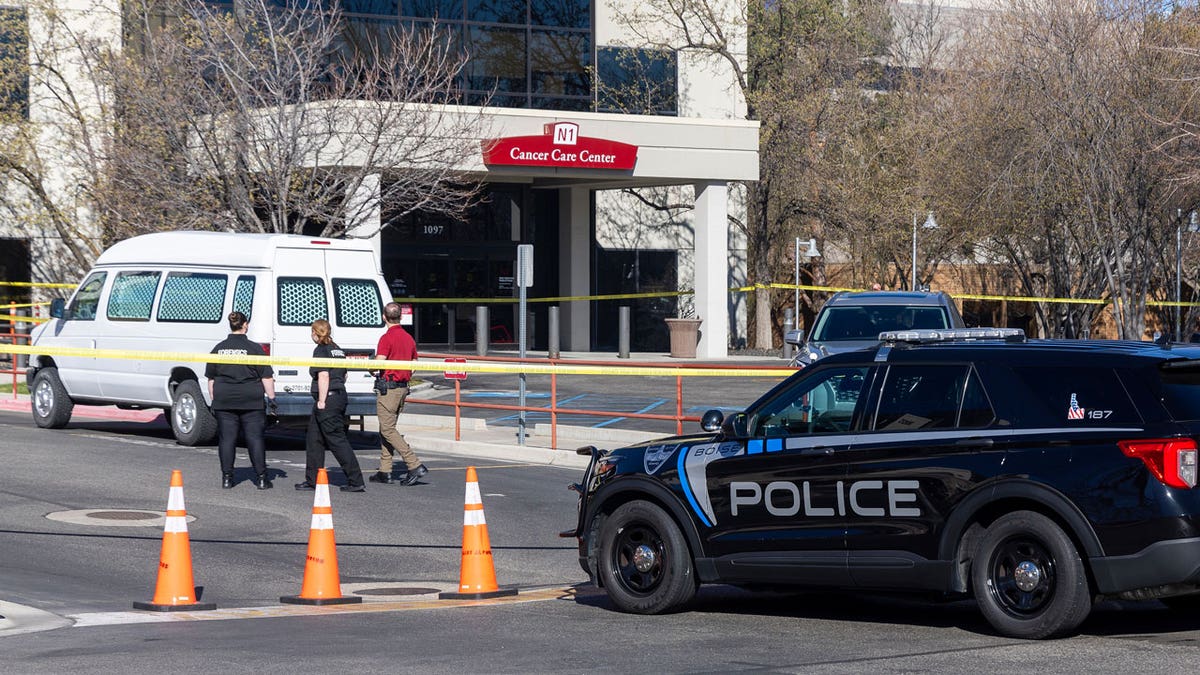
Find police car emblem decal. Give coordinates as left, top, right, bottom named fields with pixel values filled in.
left=643, top=444, right=677, bottom=474
left=1067, top=393, right=1085, bottom=420
left=678, top=441, right=745, bottom=527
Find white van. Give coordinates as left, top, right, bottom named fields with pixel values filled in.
left=27, top=231, right=389, bottom=445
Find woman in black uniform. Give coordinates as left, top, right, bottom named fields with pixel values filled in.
left=294, top=318, right=365, bottom=492
left=206, top=311, right=276, bottom=489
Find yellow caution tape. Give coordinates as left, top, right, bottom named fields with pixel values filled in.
left=0, top=314, right=47, bottom=324
left=0, top=281, right=76, bottom=289
left=4, top=343, right=797, bottom=378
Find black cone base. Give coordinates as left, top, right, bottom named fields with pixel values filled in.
left=439, top=586, right=519, bottom=600
left=280, top=595, right=363, bottom=605
left=133, top=601, right=217, bottom=612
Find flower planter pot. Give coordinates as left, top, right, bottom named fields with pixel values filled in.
left=665, top=318, right=703, bottom=358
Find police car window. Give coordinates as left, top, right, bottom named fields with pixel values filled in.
left=873, top=365, right=968, bottom=431
left=753, top=366, right=869, bottom=437
left=277, top=277, right=328, bottom=327
left=958, top=368, right=996, bottom=427
left=68, top=272, right=106, bottom=321
left=233, top=275, right=255, bottom=320
left=1011, top=366, right=1141, bottom=425
left=332, top=278, right=384, bottom=328
left=107, top=271, right=161, bottom=321
left=157, top=273, right=227, bottom=323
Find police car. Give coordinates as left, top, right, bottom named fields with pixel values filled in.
left=563, top=329, right=1200, bottom=639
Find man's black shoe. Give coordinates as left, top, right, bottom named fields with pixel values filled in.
left=340, top=484, right=366, bottom=492
left=222, top=473, right=234, bottom=489
left=256, top=474, right=273, bottom=490
left=294, top=482, right=316, bottom=491
left=368, top=471, right=393, bottom=484
left=398, top=464, right=428, bottom=486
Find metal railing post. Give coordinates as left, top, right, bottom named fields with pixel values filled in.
left=782, top=307, right=795, bottom=360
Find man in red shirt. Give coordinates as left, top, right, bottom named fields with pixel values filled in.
left=369, top=302, right=427, bottom=486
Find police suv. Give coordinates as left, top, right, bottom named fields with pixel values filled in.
left=564, top=329, right=1200, bottom=639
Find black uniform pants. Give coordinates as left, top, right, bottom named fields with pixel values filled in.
left=305, top=390, right=364, bottom=487
left=215, top=409, right=267, bottom=476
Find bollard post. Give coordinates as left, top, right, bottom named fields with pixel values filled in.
left=782, top=307, right=795, bottom=360
left=548, top=306, right=560, bottom=359
left=475, top=306, right=488, bottom=357
left=446, top=305, right=456, bottom=350
left=618, top=306, right=630, bottom=359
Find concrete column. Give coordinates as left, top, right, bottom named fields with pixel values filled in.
left=559, top=187, right=591, bottom=351
left=345, top=173, right=382, bottom=259
left=694, top=181, right=729, bottom=359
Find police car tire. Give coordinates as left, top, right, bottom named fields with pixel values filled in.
left=170, top=379, right=218, bottom=446
left=598, top=500, right=697, bottom=614
left=31, top=367, right=73, bottom=429
left=971, top=511, right=1092, bottom=639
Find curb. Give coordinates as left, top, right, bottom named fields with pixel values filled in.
left=0, top=397, right=164, bottom=423
left=0, top=600, right=73, bottom=637
left=404, top=433, right=592, bottom=469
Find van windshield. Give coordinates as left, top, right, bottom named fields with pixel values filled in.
left=812, top=306, right=949, bottom=342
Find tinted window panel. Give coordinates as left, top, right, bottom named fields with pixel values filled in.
left=873, top=365, right=968, bottom=431
left=959, top=368, right=996, bottom=428
left=1011, top=366, right=1142, bottom=426
left=596, top=46, right=677, bottom=116
left=333, top=279, right=384, bottom=327
left=0, top=8, right=28, bottom=118
left=69, top=272, right=106, bottom=321
left=530, top=29, right=590, bottom=96
left=754, top=366, right=869, bottom=436
left=342, top=0, right=399, bottom=14
left=467, top=0, right=524, bottom=23
left=233, top=275, right=256, bottom=319
left=401, top=0, right=462, bottom=18
left=157, top=272, right=227, bottom=323
left=107, top=271, right=161, bottom=321
left=466, top=26, right=526, bottom=92
left=530, top=0, right=588, bottom=28
left=278, top=277, right=329, bottom=326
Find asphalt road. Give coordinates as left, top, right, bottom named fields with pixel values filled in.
left=3, top=410, right=1200, bottom=673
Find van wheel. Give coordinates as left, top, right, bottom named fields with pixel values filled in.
left=31, top=367, right=73, bottom=428
left=171, top=380, right=217, bottom=446
left=971, top=511, right=1093, bottom=639
left=597, top=500, right=697, bottom=614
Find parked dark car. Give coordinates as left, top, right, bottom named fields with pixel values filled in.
left=785, top=290, right=966, bottom=365
left=564, top=329, right=1200, bottom=639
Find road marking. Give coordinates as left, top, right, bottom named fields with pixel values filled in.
left=69, top=586, right=577, bottom=627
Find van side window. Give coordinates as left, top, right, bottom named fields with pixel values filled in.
left=68, top=272, right=106, bottom=321
left=332, top=278, right=384, bottom=328
left=278, top=277, right=328, bottom=326
left=233, top=275, right=255, bottom=319
left=157, top=272, right=227, bottom=323
left=107, top=271, right=161, bottom=321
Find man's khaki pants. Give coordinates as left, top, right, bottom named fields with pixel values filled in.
left=377, top=386, right=421, bottom=473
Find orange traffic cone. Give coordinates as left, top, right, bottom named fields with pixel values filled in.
left=281, top=468, right=362, bottom=605
left=133, top=470, right=216, bottom=611
left=440, top=466, right=517, bottom=600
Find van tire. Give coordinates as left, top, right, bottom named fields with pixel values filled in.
left=171, top=380, right=217, bottom=446
left=31, top=367, right=73, bottom=428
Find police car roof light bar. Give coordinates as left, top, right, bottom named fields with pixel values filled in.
left=878, top=328, right=1027, bottom=344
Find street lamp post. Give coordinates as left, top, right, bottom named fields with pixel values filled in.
left=1177, top=210, right=1199, bottom=341
left=911, top=211, right=938, bottom=291
left=793, top=237, right=821, bottom=315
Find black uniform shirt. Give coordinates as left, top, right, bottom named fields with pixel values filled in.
left=206, top=334, right=273, bottom=411
left=310, top=342, right=347, bottom=395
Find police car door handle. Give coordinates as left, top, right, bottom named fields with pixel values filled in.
left=954, top=437, right=994, bottom=448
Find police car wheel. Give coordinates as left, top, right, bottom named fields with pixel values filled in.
left=598, top=500, right=696, bottom=614
left=971, top=511, right=1092, bottom=639
left=170, top=379, right=218, bottom=446
left=31, top=367, right=73, bottom=429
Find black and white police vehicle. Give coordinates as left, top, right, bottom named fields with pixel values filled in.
left=564, top=329, right=1200, bottom=639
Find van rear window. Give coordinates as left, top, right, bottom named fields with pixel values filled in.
left=333, top=279, right=383, bottom=328
left=233, top=276, right=255, bottom=320
left=278, top=277, right=328, bottom=326
left=157, top=273, right=226, bottom=323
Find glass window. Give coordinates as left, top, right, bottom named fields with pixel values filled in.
left=812, top=305, right=950, bottom=342
left=0, top=8, right=28, bottom=118
left=107, top=271, right=161, bottom=321
left=873, top=365, right=969, bottom=431
left=342, top=0, right=400, bottom=15
left=401, top=0, right=462, bottom=19
left=465, top=26, right=526, bottom=93
left=333, top=278, right=384, bottom=327
left=596, top=47, right=677, bottom=116
left=753, top=366, right=870, bottom=437
left=277, top=277, right=329, bottom=326
left=233, top=275, right=256, bottom=319
left=467, top=0, right=525, bottom=24
left=530, top=29, right=590, bottom=96
left=530, top=0, right=588, bottom=28
left=959, top=369, right=996, bottom=428
left=68, top=272, right=106, bottom=322
left=1011, top=366, right=1142, bottom=426
left=157, top=272, right=227, bottom=323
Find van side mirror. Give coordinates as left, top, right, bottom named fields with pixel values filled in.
left=49, top=298, right=65, bottom=319
left=721, top=412, right=748, bottom=438
left=700, top=409, right=724, bottom=432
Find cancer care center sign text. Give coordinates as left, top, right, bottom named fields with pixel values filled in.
left=482, top=122, right=638, bottom=170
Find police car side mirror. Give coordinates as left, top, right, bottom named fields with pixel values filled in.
left=49, top=298, right=65, bottom=319
left=721, top=412, right=748, bottom=438
left=700, top=409, right=724, bottom=432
